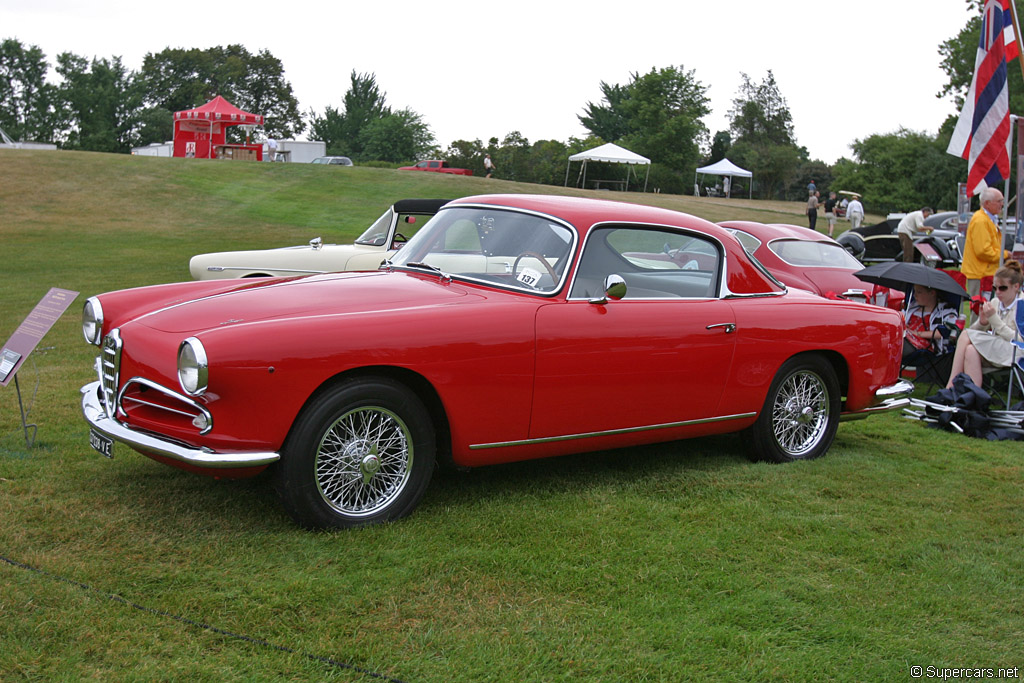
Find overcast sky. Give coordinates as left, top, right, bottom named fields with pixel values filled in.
left=5, top=0, right=977, bottom=164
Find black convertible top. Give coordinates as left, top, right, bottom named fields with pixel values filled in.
left=393, top=198, right=451, bottom=213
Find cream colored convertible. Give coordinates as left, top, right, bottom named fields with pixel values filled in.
left=189, top=199, right=449, bottom=280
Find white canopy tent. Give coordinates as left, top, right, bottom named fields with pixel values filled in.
left=695, top=158, right=752, bottom=198
left=564, top=142, right=650, bottom=192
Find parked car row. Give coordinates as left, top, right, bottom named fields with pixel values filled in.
left=837, top=211, right=1016, bottom=268
left=81, top=195, right=912, bottom=529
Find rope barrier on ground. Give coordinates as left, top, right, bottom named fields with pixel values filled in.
left=0, top=552, right=407, bottom=683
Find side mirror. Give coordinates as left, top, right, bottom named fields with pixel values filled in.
left=590, top=274, right=627, bottom=305
left=309, top=237, right=323, bottom=251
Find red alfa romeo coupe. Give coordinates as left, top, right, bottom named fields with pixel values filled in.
left=81, top=195, right=912, bottom=529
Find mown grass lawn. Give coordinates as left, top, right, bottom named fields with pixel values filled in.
left=0, top=150, right=1021, bottom=682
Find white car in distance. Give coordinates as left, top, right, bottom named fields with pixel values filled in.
left=189, top=199, right=449, bottom=280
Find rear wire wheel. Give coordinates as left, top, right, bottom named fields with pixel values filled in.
left=276, top=378, right=435, bottom=528
left=748, top=356, right=839, bottom=463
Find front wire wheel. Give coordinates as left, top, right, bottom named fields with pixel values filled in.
left=277, top=378, right=435, bottom=529
left=316, top=406, right=413, bottom=518
left=749, top=356, right=839, bottom=463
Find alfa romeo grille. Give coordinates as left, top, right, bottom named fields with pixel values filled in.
left=100, top=329, right=122, bottom=415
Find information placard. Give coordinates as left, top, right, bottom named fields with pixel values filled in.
left=0, top=288, right=79, bottom=387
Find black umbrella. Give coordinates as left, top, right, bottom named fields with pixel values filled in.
left=854, top=261, right=969, bottom=299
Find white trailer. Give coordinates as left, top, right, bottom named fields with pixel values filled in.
left=265, top=140, right=326, bottom=163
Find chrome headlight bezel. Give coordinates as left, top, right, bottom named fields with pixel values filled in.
left=82, top=297, right=104, bottom=345
left=177, top=337, right=209, bottom=396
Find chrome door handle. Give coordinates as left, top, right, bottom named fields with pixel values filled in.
left=706, top=323, right=736, bottom=333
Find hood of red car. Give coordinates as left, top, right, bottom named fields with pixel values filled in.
left=133, top=271, right=473, bottom=334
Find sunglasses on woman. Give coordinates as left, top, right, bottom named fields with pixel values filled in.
left=995, top=285, right=1014, bottom=291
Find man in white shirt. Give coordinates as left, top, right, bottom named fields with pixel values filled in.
left=896, top=207, right=933, bottom=262
left=846, top=197, right=865, bottom=230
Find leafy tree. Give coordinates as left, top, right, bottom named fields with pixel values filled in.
left=360, top=108, right=435, bottom=162
left=579, top=65, right=710, bottom=191
left=137, top=45, right=303, bottom=142
left=830, top=128, right=962, bottom=213
left=705, top=131, right=731, bottom=164
left=727, top=71, right=803, bottom=199
left=444, top=138, right=487, bottom=174
left=54, top=53, right=143, bottom=153
left=0, top=38, right=57, bottom=142
left=578, top=82, right=630, bottom=142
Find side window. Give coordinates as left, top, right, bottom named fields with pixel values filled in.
left=571, top=226, right=721, bottom=299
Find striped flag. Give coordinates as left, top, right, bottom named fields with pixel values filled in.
left=1002, top=0, right=1020, bottom=62
left=947, top=0, right=1011, bottom=195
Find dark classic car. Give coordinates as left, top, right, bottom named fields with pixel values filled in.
left=837, top=211, right=1015, bottom=267
left=81, top=195, right=912, bottom=529
left=189, top=199, right=449, bottom=279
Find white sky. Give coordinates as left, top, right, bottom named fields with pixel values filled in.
left=4, top=0, right=976, bottom=164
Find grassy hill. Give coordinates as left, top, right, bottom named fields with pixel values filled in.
left=1, top=150, right=1020, bottom=681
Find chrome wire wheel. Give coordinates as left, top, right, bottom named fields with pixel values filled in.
left=315, top=406, right=413, bottom=518
left=770, top=369, right=830, bottom=458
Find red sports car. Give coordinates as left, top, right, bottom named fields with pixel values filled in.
left=718, top=221, right=904, bottom=310
left=81, top=195, right=911, bottom=529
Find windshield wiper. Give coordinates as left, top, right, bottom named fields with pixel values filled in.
left=402, top=262, right=452, bottom=280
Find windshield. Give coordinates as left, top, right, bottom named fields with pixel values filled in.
left=389, top=206, right=576, bottom=294
left=355, top=208, right=395, bottom=246
left=769, top=239, right=864, bottom=269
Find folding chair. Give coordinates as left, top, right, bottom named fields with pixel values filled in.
left=1002, top=300, right=1024, bottom=409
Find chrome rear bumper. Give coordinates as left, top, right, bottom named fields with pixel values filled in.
left=81, top=381, right=280, bottom=468
left=840, top=379, right=914, bottom=421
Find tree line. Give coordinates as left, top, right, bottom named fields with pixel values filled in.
left=0, top=5, right=999, bottom=212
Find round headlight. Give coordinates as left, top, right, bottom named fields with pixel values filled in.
left=177, top=337, right=208, bottom=396
left=82, top=297, right=104, bottom=345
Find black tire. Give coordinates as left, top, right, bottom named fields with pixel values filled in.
left=275, top=377, right=435, bottom=529
left=747, top=356, right=840, bottom=463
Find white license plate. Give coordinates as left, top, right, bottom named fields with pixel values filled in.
left=89, top=428, right=113, bottom=458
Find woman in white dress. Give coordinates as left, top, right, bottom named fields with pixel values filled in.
left=946, top=260, right=1024, bottom=388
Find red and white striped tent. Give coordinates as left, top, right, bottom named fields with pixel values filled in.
left=172, top=95, right=264, bottom=159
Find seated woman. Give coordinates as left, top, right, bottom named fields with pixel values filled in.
left=903, top=284, right=959, bottom=363
left=945, top=260, right=1024, bottom=388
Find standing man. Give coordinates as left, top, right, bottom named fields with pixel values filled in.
left=846, top=195, right=865, bottom=230
left=807, top=179, right=817, bottom=195
left=483, top=153, right=496, bottom=178
left=824, top=192, right=838, bottom=237
left=265, top=137, right=277, bottom=161
left=722, top=175, right=731, bottom=198
left=806, top=191, right=820, bottom=231
left=896, top=207, right=933, bottom=262
left=961, top=187, right=1011, bottom=298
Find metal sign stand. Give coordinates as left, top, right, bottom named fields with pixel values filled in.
left=13, top=373, right=37, bottom=449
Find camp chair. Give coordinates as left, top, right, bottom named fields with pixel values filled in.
left=901, top=289, right=963, bottom=393
left=1001, top=300, right=1024, bottom=408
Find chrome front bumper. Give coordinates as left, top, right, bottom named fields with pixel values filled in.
left=840, top=379, right=915, bottom=421
left=81, top=380, right=280, bottom=469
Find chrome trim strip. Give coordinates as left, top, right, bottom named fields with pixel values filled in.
left=469, top=412, right=756, bottom=450
left=118, top=377, right=214, bottom=433
left=206, top=266, right=325, bottom=274
left=82, top=381, right=279, bottom=468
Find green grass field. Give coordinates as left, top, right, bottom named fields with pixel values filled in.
left=1, top=150, right=1022, bottom=682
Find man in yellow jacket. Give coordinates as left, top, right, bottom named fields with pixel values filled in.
left=961, top=187, right=1011, bottom=298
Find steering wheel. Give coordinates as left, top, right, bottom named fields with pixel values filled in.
left=393, top=232, right=408, bottom=243
left=513, top=252, right=559, bottom=284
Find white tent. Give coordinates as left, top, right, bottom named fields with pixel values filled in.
left=695, top=158, right=752, bottom=198
left=564, top=142, right=650, bottom=192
